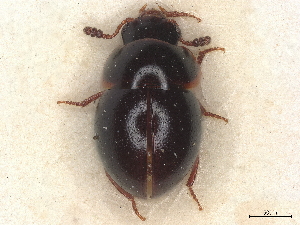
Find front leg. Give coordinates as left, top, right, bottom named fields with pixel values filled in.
left=197, top=47, right=225, bottom=65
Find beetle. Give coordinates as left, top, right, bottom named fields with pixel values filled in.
left=58, top=4, right=227, bottom=221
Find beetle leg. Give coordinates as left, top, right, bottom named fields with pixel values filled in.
left=157, top=4, right=201, bottom=22
left=105, top=171, right=146, bottom=221
left=200, top=105, right=228, bottom=123
left=197, top=47, right=225, bottom=65
left=139, top=4, right=147, bottom=13
left=57, top=91, right=104, bottom=107
left=83, top=18, right=135, bottom=39
left=186, top=156, right=203, bottom=211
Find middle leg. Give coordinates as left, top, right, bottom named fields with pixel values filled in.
left=57, top=91, right=105, bottom=107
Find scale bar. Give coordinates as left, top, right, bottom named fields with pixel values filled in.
left=249, top=215, right=292, bottom=218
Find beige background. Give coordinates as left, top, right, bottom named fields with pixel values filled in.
left=1, top=0, right=299, bottom=224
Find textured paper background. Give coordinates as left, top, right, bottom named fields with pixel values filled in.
left=1, top=0, right=299, bottom=224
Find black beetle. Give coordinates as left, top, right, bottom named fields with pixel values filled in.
left=58, top=4, right=227, bottom=221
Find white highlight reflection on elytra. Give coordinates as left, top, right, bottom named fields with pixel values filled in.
left=126, top=100, right=147, bottom=150
left=126, top=100, right=169, bottom=150
left=131, top=65, right=168, bottom=90
left=152, top=101, right=169, bottom=149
